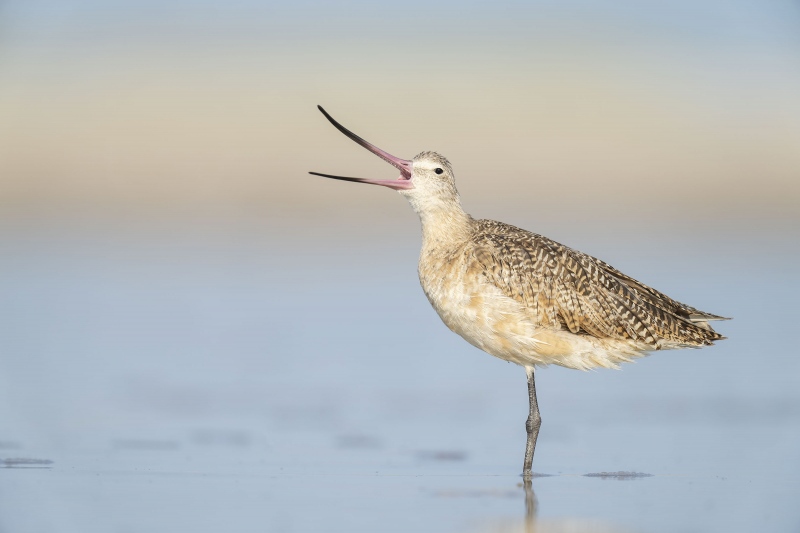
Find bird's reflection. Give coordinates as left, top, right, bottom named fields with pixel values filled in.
left=514, top=477, right=629, bottom=533
left=523, top=478, right=538, bottom=533
left=450, top=476, right=633, bottom=533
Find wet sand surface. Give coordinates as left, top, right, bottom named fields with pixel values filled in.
left=2, top=224, right=799, bottom=532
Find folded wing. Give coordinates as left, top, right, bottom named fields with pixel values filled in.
left=469, top=220, right=726, bottom=349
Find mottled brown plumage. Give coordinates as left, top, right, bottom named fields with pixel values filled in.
left=415, top=210, right=726, bottom=372
left=311, top=106, right=729, bottom=476
left=469, top=219, right=725, bottom=349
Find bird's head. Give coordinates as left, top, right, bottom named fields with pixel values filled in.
left=310, top=106, right=460, bottom=213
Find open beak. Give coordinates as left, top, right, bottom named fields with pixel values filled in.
left=309, top=106, right=414, bottom=191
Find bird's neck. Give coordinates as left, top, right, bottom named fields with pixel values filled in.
left=408, top=193, right=473, bottom=248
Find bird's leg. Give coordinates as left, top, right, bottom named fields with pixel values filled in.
left=522, top=366, right=541, bottom=477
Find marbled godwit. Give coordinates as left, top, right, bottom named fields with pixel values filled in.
left=310, top=106, right=728, bottom=476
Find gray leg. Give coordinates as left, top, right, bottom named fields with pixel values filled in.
left=522, top=366, right=541, bottom=477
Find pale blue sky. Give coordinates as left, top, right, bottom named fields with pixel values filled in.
left=4, top=1, right=799, bottom=48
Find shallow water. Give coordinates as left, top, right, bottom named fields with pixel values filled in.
left=1, top=223, right=799, bottom=532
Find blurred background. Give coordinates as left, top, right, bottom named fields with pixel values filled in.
left=1, top=1, right=799, bottom=532
left=2, top=0, right=799, bottom=227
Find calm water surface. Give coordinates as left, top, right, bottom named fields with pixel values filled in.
left=1, top=222, right=798, bottom=532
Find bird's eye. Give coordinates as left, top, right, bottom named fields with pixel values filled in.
left=434, top=168, right=444, bottom=174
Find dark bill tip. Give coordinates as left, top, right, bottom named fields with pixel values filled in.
left=314, top=105, right=413, bottom=177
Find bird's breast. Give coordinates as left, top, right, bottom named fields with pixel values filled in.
left=417, top=246, right=546, bottom=366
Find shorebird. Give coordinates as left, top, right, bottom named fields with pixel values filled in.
left=310, top=106, right=728, bottom=476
